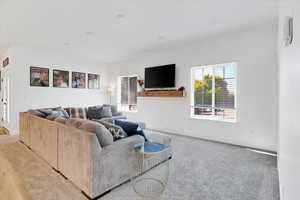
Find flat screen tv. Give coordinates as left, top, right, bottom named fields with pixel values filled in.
left=144, top=64, right=175, bottom=89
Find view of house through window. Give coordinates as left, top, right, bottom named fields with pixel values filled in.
left=191, top=63, right=237, bottom=122
left=118, top=76, right=138, bottom=112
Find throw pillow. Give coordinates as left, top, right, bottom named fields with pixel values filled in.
left=103, top=104, right=119, bottom=116
left=46, top=112, right=61, bottom=121
left=65, top=107, right=88, bottom=119
left=27, top=109, right=47, bottom=118
left=53, top=107, right=70, bottom=118
left=100, top=106, right=112, bottom=118
left=136, top=129, right=148, bottom=141
left=115, top=119, right=139, bottom=136
left=87, top=106, right=103, bottom=119
left=78, top=121, right=113, bottom=147
left=115, top=119, right=148, bottom=141
left=37, top=109, right=53, bottom=116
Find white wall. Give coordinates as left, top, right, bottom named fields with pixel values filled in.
left=278, top=0, right=300, bottom=199
left=2, top=46, right=110, bottom=135
left=108, top=23, right=278, bottom=151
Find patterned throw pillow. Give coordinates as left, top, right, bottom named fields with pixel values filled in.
left=64, top=107, right=88, bottom=119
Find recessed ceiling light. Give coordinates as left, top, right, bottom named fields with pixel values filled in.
left=116, top=14, right=125, bottom=19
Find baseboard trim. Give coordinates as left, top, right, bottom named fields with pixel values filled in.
left=147, top=128, right=277, bottom=155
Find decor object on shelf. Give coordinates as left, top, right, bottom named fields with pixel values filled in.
left=30, top=66, right=49, bottom=87
left=178, top=86, right=185, bottom=91
left=2, top=57, right=9, bottom=67
left=138, top=89, right=186, bottom=97
left=137, top=78, right=145, bottom=92
left=53, top=69, right=69, bottom=88
left=88, top=74, right=100, bottom=89
left=131, top=141, right=170, bottom=198
left=72, top=72, right=86, bottom=88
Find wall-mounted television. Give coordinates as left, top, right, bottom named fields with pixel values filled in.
left=144, top=64, right=175, bottom=89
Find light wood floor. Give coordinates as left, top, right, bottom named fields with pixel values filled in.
left=0, top=141, right=88, bottom=200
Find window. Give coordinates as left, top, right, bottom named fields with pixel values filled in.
left=118, top=76, right=138, bottom=112
left=191, top=63, right=237, bottom=122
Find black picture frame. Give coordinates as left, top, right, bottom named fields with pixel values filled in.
left=72, top=71, right=86, bottom=88
left=88, top=74, right=100, bottom=89
left=53, top=69, right=69, bottom=88
left=30, top=66, right=50, bottom=87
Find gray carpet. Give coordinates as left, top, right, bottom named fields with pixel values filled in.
left=101, top=131, right=279, bottom=200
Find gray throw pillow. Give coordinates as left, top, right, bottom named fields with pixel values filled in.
left=100, top=106, right=112, bottom=118
left=103, top=104, right=119, bottom=116
left=87, top=106, right=103, bottom=119
left=78, top=121, right=113, bottom=147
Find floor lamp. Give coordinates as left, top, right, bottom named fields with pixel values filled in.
left=106, top=87, right=113, bottom=104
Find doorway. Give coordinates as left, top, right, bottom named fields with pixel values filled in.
left=0, top=69, right=10, bottom=135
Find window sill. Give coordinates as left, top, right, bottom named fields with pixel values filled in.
left=190, top=115, right=237, bottom=123
left=122, top=110, right=138, bottom=113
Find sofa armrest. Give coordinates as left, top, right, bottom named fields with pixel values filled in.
left=98, top=135, right=144, bottom=159
left=91, top=135, right=144, bottom=197
left=57, top=126, right=102, bottom=196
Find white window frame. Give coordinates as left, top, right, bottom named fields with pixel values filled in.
left=117, top=74, right=138, bottom=113
left=190, top=62, right=237, bottom=123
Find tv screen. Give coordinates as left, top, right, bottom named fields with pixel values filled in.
left=144, top=64, right=175, bottom=89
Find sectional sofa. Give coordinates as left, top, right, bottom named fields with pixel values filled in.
left=19, top=106, right=172, bottom=199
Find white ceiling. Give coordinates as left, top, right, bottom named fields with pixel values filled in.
left=0, top=0, right=278, bottom=63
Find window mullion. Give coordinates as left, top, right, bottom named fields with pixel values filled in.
left=127, top=78, right=130, bottom=107
left=212, top=67, right=215, bottom=116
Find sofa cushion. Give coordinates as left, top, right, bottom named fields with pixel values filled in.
left=100, top=106, right=112, bottom=118
left=27, top=109, right=47, bottom=118
left=65, top=118, right=87, bottom=128
left=103, top=104, right=119, bottom=116
left=65, top=107, right=87, bottom=119
left=87, top=106, right=103, bottom=119
left=78, top=121, right=113, bottom=147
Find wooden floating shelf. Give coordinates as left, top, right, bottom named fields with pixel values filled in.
left=138, top=90, right=186, bottom=97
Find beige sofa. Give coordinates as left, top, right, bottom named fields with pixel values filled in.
left=19, top=112, right=172, bottom=199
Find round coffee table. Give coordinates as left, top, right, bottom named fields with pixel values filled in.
left=131, top=141, right=170, bottom=198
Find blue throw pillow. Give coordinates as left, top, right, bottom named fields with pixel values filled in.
left=115, top=119, right=138, bottom=136
left=54, top=108, right=70, bottom=118
left=136, top=129, right=148, bottom=141
left=115, top=119, right=147, bottom=141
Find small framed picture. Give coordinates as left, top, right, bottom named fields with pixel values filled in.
left=30, top=66, right=49, bottom=87
left=72, top=72, right=86, bottom=88
left=88, top=74, right=100, bottom=89
left=53, top=69, right=69, bottom=88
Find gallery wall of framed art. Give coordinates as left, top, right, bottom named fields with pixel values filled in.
left=30, top=66, right=50, bottom=87
left=29, top=66, right=100, bottom=89
left=53, top=69, right=69, bottom=88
